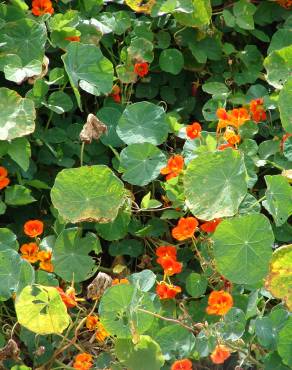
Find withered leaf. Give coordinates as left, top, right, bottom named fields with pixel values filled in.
left=80, top=113, right=107, bottom=144
left=0, top=339, right=20, bottom=362
left=87, top=272, right=112, bottom=300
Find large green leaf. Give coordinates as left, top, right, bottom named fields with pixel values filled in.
left=277, top=316, right=292, bottom=367
left=0, top=249, right=34, bottom=300
left=184, top=149, right=247, bottom=220
left=265, top=245, right=292, bottom=312
left=0, top=88, right=36, bottom=141
left=0, top=18, right=46, bottom=66
left=174, top=0, right=211, bottom=27
left=263, top=175, right=292, bottom=227
left=53, top=228, right=100, bottom=282
left=213, top=214, right=274, bottom=284
left=62, top=42, right=114, bottom=110
left=264, top=45, right=292, bottom=89
left=117, top=102, right=168, bottom=145
left=115, top=336, right=165, bottom=370
left=0, top=228, right=18, bottom=252
left=51, top=165, right=125, bottom=223
left=15, top=285, right=70, bottom=335
left=278, top=77, right=292, bottom=133
left=99, top=284, right=154, bottom=338
left=155, top=325, right=195, bottom=361
left=120, top=143, right=166, bottom=186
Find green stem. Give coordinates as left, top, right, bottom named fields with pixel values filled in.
left=80, top=142, right=85, bottom=167
left=245, top=195, right=266, bottom=212
left=45, top=111, right=53, bottom=130
left=266, top=160, right=285, bottom=171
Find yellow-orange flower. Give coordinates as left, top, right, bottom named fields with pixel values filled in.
left=20, top=243, right=39, bottom=263
left=95, top=321, right=109, bottom=342
left=206, top=290, right=233, bottom=316
left=73, top=353, right=93, bottom=370
left=216, top=107, right=250, bottom=132
left=160, top=155, right=184, bottom=181
left=223, top=128, right=241, bottom=146
left=172, top=217, right=198, bottom=241
left=38, top=250, right=53, bottom=272
left=24, top=220, right=44, bottom=238
left=210, top=345, right=231, bottom=364
left=112, top=278, right=129, bottom=286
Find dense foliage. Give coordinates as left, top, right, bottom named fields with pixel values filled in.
left=0, top=0, right=291, bottom=369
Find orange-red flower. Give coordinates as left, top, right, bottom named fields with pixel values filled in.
left=200, top=218, right=222, bottom=233
left=31, top=0, right=54, bottom=16
left=112, top=278, right=129, bottom=286
left=156, top=281, right=181, bottom=300
left=156, top=246, right=177, bottom=265
left=210, top=345, right=231, bottom=364
left=161, top=257, right=182, bottom=276
left=171, top=358, right=193, bottom=370
left=134, top=62, right=149, bottom=77
left=56, top=287, right=77, bottom=308
left=172, top=217, right=198, bottom=241
left=95, top=321, right=109, bottom=342
left=86, top=315, right=99, bottom=330
left=65, top=36, right=80, bottom=42
left=280, top=133, right=292, bottom=151
left=38, top=250, right=54, bottom=272
left=20, top=243, right=39, bottom=263
left=24, top=220, right=44, bottom=238
left=223, top=129, right=241, bottom=146
left=276, top=0, right=292, bottom=8
left=0, top=167, right=10, bottom=190
left=160, top=155, right=184, bottom=181
left=206, top=290, right=233, bottom=316
left=249, top=98, right=267, bottom=122
left=186, top=122, right=202, bottom=140
left=73, top=353, right=93, bottom=370
left=110, top=85, right=121, bottom=103
left=217, top=143, right=235, bottom=151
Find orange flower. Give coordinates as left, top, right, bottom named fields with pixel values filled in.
left=65, top=36, right=80, bottom=42
left=200, top=218, right=222, bottom=233
left=0, top=177, right=10, bottom=190
left=134, top=62, right=149, bottom=77
left=171, top=358, right=193, bottom=370
left=38, top=250, right=54, bottom=272
left=206, top=290, right=233, bottom=316
left=110, top=85, right=121, bottom=103
left=156, top=245, right=177, bottom=265
left=217, top=143, right=235, bottom=151
left=160, top=155, right=184, bottom=181
left=276, top=0, right=292, bottom=8
left=210, top=345, right=231, bottom=364
left=186, top=122, right=202, bottom=140
left=73, top=353, right=93, bottom=370
left=172, top=217, right=198, bottom=241
left=112, top=278, right=129, bottom=285
left=161, top=257, right=182, bottom=276
left=20, top=243, right=39, bottom=263
left=0, top=167, right=8, bottom=180
left=156, top=281, right=181, bottom=300
left=280, top=133, right=292, bottom=151
left=223, top=129, right=241, bottom=145
left=249, top=98, right=266, bottom=122
left=95, top=321, right=109, bottom=342
left=31, top=0, right=54, bottom=16
left=24, top=220, right=44, bottom=238
left=86, top=315, right=99, bottom=330
left=56, top=287, right=77, bottom=308
left=216, top=107, right=250, bottom=132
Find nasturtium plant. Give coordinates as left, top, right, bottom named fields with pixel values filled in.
left=0, top=0, right=291, bottom=368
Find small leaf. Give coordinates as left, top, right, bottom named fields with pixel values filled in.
left=159, top=49, right=184, bottom=75
left=5, top=185, right=36, bottom=206
left=46, top=91, right=73, bottom=114
left=8, top=137, right=31, bottom=171
left=185, top=273, right=208, bottom=298
left=0, top=228, right=18, bottom=251
left=278, top=77, right=292, bottom=133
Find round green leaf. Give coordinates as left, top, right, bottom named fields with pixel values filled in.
left=115, top=335, right=164, bottom=370
left=184, top=149, right=248, bottom=220
left=0, top=88, right=36, bottom=141
left=96, top=107, right=124, bottom=148
left=0, top=228, right=18, bottom=251
left=117, top=102, right=168, bottom=145
left=46, top=91, right=73, bottom=114
left=185, top=273, right=208, bottom=298
left=0, top=249, right=34, bottom=300
left=265, top=244, right=292, bottom=312
left=62, top=43, right=114, bottom=110
left=213, top=214, right=274, bottom=284
left=219, top=308, right=246, bottom=341
left=155, top=325, right=195, bottom=361
left=263, top=175, right=292, bottom=227
left=15, top=285, right=70, bottom=335
left=99, top=284, right=154, bottom=338
left=174, top=0, right=211, bottom=27
left=278, top=77, right=292, bottom=133
left=53, top=228, right=100, bottom=282
left=51, top=165, right=125, bottom=223
left=159, top=49, right=184, bottom=75
left=278, top=316, right=292, bottom=367
left=120, top=143, right=166, bottom=186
